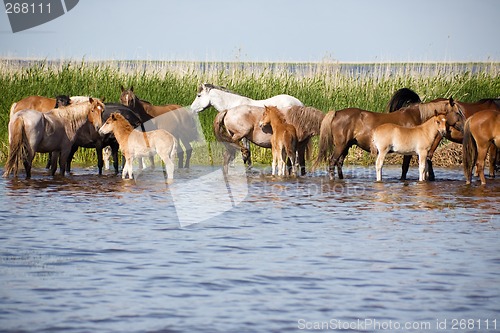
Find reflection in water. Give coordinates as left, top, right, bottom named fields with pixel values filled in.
left=0, top=165, right=499, bottom=332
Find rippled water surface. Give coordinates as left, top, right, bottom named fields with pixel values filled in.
left=1, top=165, right=499, bottom=333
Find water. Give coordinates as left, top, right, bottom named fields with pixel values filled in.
left=0, top=165, right=499, bottom=333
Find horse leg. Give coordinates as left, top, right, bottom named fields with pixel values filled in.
left=426, top=159, right=435, bottom=181
left=297, top=140, right=307, bottom=176
left=65, top=144, right=79, bottom=174
left=49, top=151, right=59, bottom=176
left=95, top=144, right=104, bottom=175
left=400, top=155, right=412, bottom=180
left=418, top=151, right=428, bottom=181
left=46, top=152, right=52, bottom=169
left=222, top=142, right=237, bottom=175
left=182, top=138, right=193, bottom=169
left=23, top=150, right=34, bottom=179
left=375, top=150, right=387, bottom=182
left=241, top=138, right=252, bottom=167
left=476, top=145, right=489, bottom=185
left=488, top=144, right=496, bottom=178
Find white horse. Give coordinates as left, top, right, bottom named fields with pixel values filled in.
left=190, top=83, right=303, bottom=113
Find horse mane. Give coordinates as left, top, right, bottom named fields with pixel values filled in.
left=111, top=113, right=134, bottom=132
left=50, top=102, right=91, bottom=134
left=418, top=100, right=450, bottom=120
left=286, top=105, right=324, bottom=137
left=265, top=105, right=287, bottom=123
left=200, top=83, right=244, bottom=97
left=385, top=88, right=421, bottom=113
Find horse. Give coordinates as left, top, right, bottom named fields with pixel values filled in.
left=462, top=109, right=500, bottom=185
left=98, top=113, right=177, bottom=181
left=120, top=86, right=199, bottom=168
left=388, top=89, right=500, bottom=178
left=3, top=98, right=105, bottom=179
left=315, top=98, right=460, bottom=180
left=371, top=112, right=448, bottom=182
left=259, top=106, right=298, bottom=177
left=214, top=105, right=323, bottom=175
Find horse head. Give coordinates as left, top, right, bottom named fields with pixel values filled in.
left=445, top=105, right=466, bottom=134
left=190, top=83, right=213, bottom=113
left=259, top=105, right=272, bottom=129
left=433, top=110, right=448, bottom=137
left=55, top=95, right=71, bottom=108
left=88, top=97, right=105, bottom=130
left=98, top=112, right=118, bottom=136
left=120, top=85, right=136, bottom=108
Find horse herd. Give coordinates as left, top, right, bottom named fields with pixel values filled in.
left=3, top=84, right=500, bottom=185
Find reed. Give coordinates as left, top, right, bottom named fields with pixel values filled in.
left=1, top=59, right=498, bottom=166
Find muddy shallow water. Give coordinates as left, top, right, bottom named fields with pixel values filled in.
left=0, top=164, right=499, bottom=332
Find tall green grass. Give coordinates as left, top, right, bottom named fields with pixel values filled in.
left=1, top=59, right=499, bottom=166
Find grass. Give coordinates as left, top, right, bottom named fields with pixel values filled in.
left=1, top=59, right=499, bottom=167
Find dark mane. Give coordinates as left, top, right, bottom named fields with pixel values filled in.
left=385, top=88, right=421, bottom=113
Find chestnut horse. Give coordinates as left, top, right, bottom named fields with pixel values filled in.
left=3, top=98, right=105, bottom=179
left=463, top=109, right=500, bottom=185
left=259, top=106, right=298, bottom=177
left=372, top=113, right=448, bottom=182
left=315, top=98, right=459, bottom=180
left=120, top=86, right=199, bottom=168
left=99, top=113, right=177, bottom=181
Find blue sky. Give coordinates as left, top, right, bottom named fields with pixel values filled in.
left=0, top=0, right=499, bottom=62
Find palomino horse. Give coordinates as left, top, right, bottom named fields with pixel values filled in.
left=463, top=109, right=500, bottom=185
left=214, top=105, right=323, bottom=175
left=371, top=113, right=448, bottom=182
left=191, top=83, right=303, bottom=167
left=259, top=106, right=298, bottom=177
left=3, top=98, right=105, bottom=179
left=99, top=113, right=177, bottom=181
left=315, top=98, right=460, bottom=180
left=120, top=86, right=199, bottom=168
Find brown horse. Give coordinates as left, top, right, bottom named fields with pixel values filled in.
left=214, top=105, right=324, bottom=175
left=315, top=98, right=459, bottom=180
left=9, top=95, right=71, bottom=117
left=372, top=113, right=448, bottom=182
left=120, top=86, right=199, bottom=168
left=259, top=106, right=298, bottom=177
left=99, top=113, right=177, bottom=181
left=463, top=109, right=500, bottom=185
left=3, top=98, right=105, bottom=179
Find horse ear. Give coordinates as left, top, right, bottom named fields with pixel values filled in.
left=101, top=97, right=106, bottom=103
left=449, top=97, right=455, bottom=106
left=120, top=85, right=125, bottom=92
left=111, top=113, right=116, bottom=120
left=130, top=86, right=134, bottom=92
left=89, top=97, right=94, bottom=104
left=434, top=109, right=438, bottom=117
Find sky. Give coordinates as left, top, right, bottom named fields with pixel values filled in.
left=0, top=0, right=499, bottom=63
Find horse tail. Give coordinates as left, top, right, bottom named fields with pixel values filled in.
left=9, top=102, right=17, bottom=118
left=314, top=110, right=337, bottom=168
left=462, top=117, right=477, bottom=183
left=385, top=88, right=421, bottom=113
left=3, top=117, right=27, bottom=178
left=213, top=110, right=233, bottom=143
